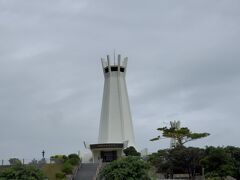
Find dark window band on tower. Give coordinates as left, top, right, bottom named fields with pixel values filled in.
left=111, top=66, right=118, bottom=71
left=120, top=67, right=124, bottom=72
left=104, top=66, right=125, bottom=73
left=104, top=68, right=109, bottom=73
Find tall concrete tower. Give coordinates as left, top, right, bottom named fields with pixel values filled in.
left=170, top=121, right=180, bottom=148
left=98, top=55, right=135, bottom=146
left=90, top=54, right=135, bottom=163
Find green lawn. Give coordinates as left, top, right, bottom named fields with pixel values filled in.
left=41, top=164, right=63, bottom=180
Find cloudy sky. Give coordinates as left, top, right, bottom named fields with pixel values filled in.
left=0, top=0, right=240, bottom=160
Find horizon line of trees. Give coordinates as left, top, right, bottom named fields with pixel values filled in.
left=148, top=123, right=240, bottom=179
left=148, top=145, right=240, bottom=179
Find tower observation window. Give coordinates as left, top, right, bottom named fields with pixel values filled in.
left=104, top=67, right=125, bottom=73
left=111, top=66, right=118, bottom=71
left=120, top=67, right=124, bottom=72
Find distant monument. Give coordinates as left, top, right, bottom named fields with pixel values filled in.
left=42, top=150, right=45, bottom=158
left=90, top=54, right=135, bottom=163
left=170, top=120, right=180, bottom=148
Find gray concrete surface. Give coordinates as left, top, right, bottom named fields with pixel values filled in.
left=75, top=163, right=98, bottom=180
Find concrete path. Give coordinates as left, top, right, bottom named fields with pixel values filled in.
left=75, top=163, right=98, bottom=180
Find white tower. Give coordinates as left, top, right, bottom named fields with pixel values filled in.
left=98, top=55, right=135, bottom=147
left=90, top=54, right=135, bottom=163
left=170, top=120, right=180, bottom=148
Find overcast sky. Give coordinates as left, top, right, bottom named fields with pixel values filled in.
left=0, top=0, right=240, bottom=160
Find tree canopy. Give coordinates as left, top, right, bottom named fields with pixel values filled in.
left=150, top=126, right=210, bottom=146
left=201, top=146, right=240, bottom=178
left=148, top=146, right=240, bottom=179
left=8, top=158, right=22, bottom=166
left=148, top=146, right=204, bottom=178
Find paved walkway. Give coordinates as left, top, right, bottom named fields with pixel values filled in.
left=75, top=163, right=98, bottom=180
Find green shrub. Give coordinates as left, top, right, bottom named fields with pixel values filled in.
left=67, top=154, right=80, bottom=166
left=0, top=164, right=45, bottom=179
left=55, top=172, right=66, bottom=179
left=62, top=162, right=73, bottom=175
left=50, top=155, right=68, bottom=164
left=9, top=158, right=22, bottom=165
left=68, top=154, right=79, bottom=160
left=100, top=156, right=150, bottom=180
left=67, top=158, right=79, bottom=166
left=123, top=146, right=141, bottom=156
left=62, top=155, right=68, bottom=161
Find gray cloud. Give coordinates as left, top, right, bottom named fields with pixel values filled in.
left=0, top=0, right=240, bottom=159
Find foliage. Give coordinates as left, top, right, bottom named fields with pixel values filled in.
left=123, top=146, right=141, bottom=156
left=201, top=146, right=237, bottom=178
left=66, top=158, right=79, bottom=166
left=41, top=163, right=63, bottom=180
left=50, top=153, right=79, bottom=178
left=62, top=162, right=73, bottom=175
left=148, top=147, right=204, bottom=178
left=168, top=146, right=204, bottom=178
left=55, top=172, right=66, bottom=179
left=67, top=154, right=80, bottom=166
left=150, top=126, right=210, bottom=147
left=50, top=155, right=68, bottom=164
left=99, top=156, right=151, bottom=180
left=0, top=164, right=45, bottom=180
left=147, top=149, right=170, bottom=174
left=148, top=146, right=240, bottom=179
left=68, top=154, right=79, bottom=160
left=8, top=158, right=22, bottom=165
left=225, top=146, right=240, bottom=179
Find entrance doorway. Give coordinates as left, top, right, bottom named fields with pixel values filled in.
left=101, top=151, right=117, bottom=162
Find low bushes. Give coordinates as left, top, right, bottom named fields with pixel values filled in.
left=51, top=153, right=80, bottom=178
left=62, top=162, right=73, bottom=175
left=123, top=146, right=141, bottom=156
left=99, top=156, right=151, bottom=180
left=67, top=154, right=80, bottom=166
left=0, top=164, right=46, bottom=180
left=50, top=155, right=68, bottom=164
left=55, top=172, right=65, bottom=179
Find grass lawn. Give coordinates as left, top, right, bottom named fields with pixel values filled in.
left=41, top=164, right=63, bottom=180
